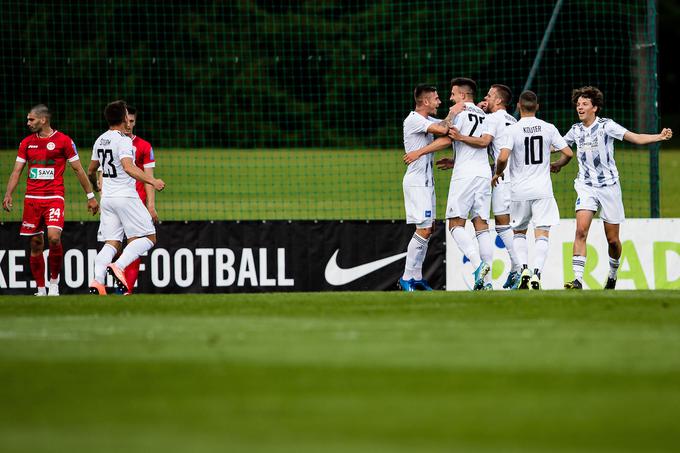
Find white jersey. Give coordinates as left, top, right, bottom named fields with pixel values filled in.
left=92, top=130, right=137, bottom=198
left=403, top=111, right=439, bottom=187
left=451, top=102, right=490, bottom=180
left=498, top=117, right=568, bottom=201
left=482, top=109, right=517, bottom=162
left=563, top=117, right=627, bottom=187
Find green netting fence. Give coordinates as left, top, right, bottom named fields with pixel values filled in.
left=0, top=0, right=659, bottom=221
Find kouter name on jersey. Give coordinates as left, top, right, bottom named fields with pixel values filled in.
left=523, top=125, right=542, bottom=133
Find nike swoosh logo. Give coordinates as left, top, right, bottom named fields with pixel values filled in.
left=324, top=249, right=407, bottom=286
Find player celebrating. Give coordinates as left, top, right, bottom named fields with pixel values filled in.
left=445, top=78, right=492, bottom=290
left=3, top=104, right=99, bottom=296
left=398, top=84, right=450, bottom=291
left=494, top=91, right=573, bottom=289
left=449, top=84, right=521, bottom=289
left=562, top=86, right=673, bottom=290
left=121, top=105, right=158, bottom=294
left=87, top=100, right=165, bottom=295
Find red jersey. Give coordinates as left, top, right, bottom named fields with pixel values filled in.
left=17, top=131, right=79, bottom=199
left=131, top=135, right=155, bottom=202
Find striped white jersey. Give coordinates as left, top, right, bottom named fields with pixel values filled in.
left=482, top=109, right=517, bottom=162
left=451, top=102, right=490, bottom=180
left=563, top=117, right=628, bottom=187
left=403, top=111, right=440, bottom=187
left=91, top=130, right=138, bottom=198
left=498, top=117, right=568, bottom=201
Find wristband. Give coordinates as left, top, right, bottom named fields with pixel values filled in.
left=87, top=192, right=95, bottom=200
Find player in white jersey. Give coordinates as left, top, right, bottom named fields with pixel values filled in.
left=561, top=86, right=673, bottom=290
left=397, top=84, right=451, bottom=291
left=442, top=78, right=493, bottom=290
left=449, top=84, right=521, bottom=289
left=86, top=100, right=166, bottom=295
left=494, top=91, right=573, bottom=290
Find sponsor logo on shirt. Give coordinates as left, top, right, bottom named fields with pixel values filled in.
left=28, top=145, right=38, bottom=149
left=29, top=167, right=55, bottom=180
left=46, top=142, right=56, bottom=151
left=425, top=210, right=432, bottom=218
left=22, top=221, right=36, bottom=229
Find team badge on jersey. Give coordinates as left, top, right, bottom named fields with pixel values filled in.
left=47, top=142, right=56, bottom=150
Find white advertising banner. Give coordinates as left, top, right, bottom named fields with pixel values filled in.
left=445, top=219, right=680, bottom=290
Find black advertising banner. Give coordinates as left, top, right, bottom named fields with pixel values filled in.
left=0, top=221, right=445, bottom=294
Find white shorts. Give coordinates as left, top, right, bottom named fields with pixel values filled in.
left=574, top=180, right=625, bottom=224
left=403, top=185, right=436, bottom=228
left=446, top=176, right=491, bottom=221
left=510, top=197, right=560, bottom=231
left=492, top=179, right=511, bottom=216
left=98, top=197, right=156, bottom=242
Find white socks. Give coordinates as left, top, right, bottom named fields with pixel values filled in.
left=572, top=255, right=586, bottom=282
left=450, top=226, right=481, bottom=268
left=476, top=229, right=493, bottom=283
left=496, top=225, right=518, bottom=272
left=608, top=257, right=620, bottom=279
left=116, top=237, right=155, bottom=270
left=403, top=232, right=429, bottom=280
left=534, top=236, right=550, bottom=275
left=94, top=244, right=118, bottom=283
left=513, top=233, right=528, bottom=269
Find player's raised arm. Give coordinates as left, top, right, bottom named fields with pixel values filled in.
left=623, top=128, right=673, bottom=145
left=403, top=136, right=452, bottom=165
left=3, top=160, right=26, bottom=212
left=120, top=157, right=165, bottom=191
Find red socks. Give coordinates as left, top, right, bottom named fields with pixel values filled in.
left=124, top=257, right=141, bottom=294
left=29, top=254, right=46, bottom=288
left=48, top=243, right=63, bottom=281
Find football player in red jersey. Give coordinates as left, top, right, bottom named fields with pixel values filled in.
left=3, top=105, right=99, bottom=296
left=122, top=105, right=158, bottom=294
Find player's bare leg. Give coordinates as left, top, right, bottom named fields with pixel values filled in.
left=46, top=227, right=63, bottom=296
left=565, top=210, right=595, bottom=289
left=603, top=221, right=621, bottom=289
left=28, top=234, right=46, bottom=296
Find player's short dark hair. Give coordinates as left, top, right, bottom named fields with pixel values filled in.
left=126, top=104, right=137, bottom=115
left=450, top=77, right=477, bottom=95
left=414, top=84, right=437, bottom=104
left=104, top=100, right=128, bottom=126
left=29, top=104, right=51, bottom=120
left=491, top=84, right=512, bottom=107
left=572, top=86, right=603, bottom=113
left=518, top=90, right=539, bottom=112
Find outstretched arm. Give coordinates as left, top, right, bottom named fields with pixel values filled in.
left=403, top=136, right=452, bottom=165
left=550, top=146, right=574, bottom=173
left=121, top=157, right=165, bottom=191
left=623, top=128, right=673, bottom=145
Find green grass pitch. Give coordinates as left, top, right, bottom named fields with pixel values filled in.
left=2, top=148, right=678, bottom=221
left=1, top=291, right=680, bottom=452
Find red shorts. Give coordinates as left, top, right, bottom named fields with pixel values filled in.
left=20, top=197, right=65, bottom=236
